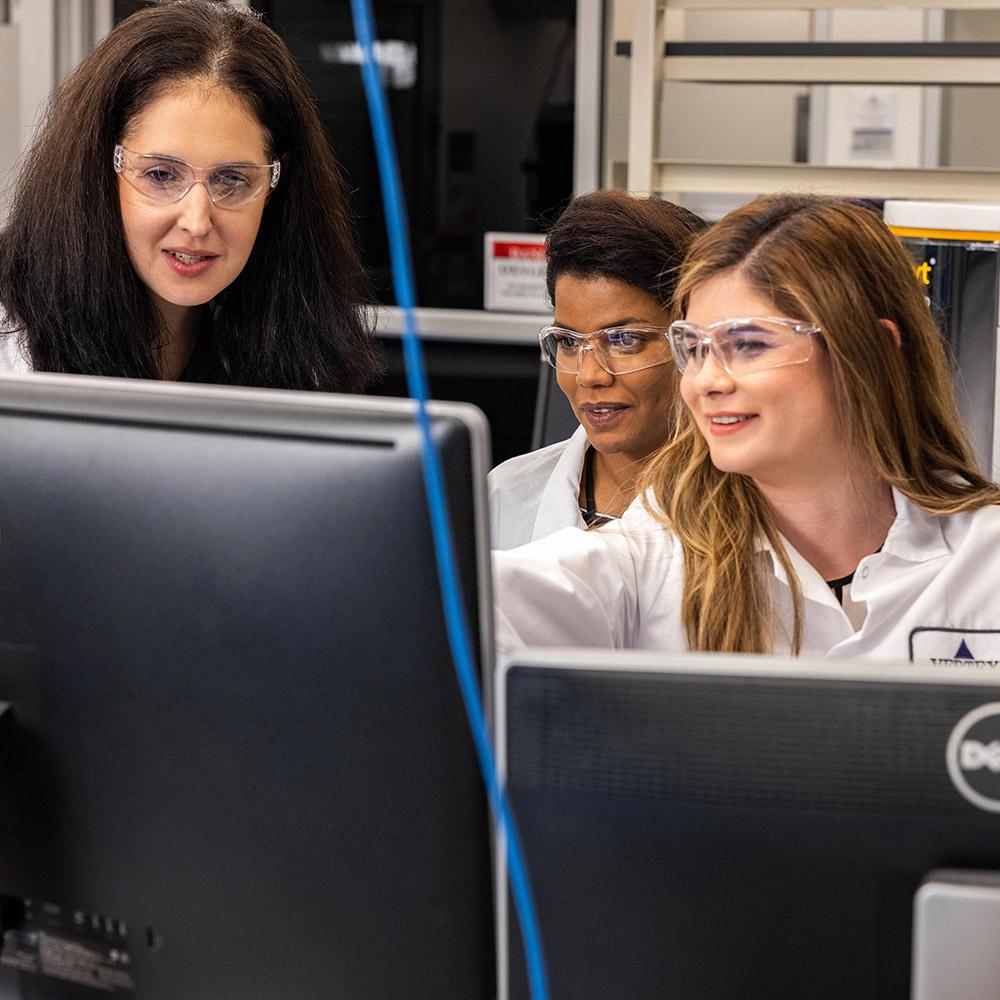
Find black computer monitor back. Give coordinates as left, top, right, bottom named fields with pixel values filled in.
left=500, top=650, right=1000, bottom=1000
left=0, top=374, right=494, bottom=1000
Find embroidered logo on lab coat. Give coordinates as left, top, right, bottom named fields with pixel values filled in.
left=909, top=628, right=1000, bottom=667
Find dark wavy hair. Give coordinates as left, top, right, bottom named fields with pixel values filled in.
left=0, top=0, right=379, bottom=391
left=545, top=190, right=708, bottom=309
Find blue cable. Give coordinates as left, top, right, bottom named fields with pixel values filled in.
left=348, top=4, right=550, bottom=1000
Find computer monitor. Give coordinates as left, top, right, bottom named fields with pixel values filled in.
left=498, top=649, right=1000, bottom=1000
left=0, top=373, right=495, bottom=1000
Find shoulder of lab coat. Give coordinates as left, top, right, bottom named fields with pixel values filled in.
left=495, top=482, right=1000, bottom=666
left=492, top=494, right=686, bottom=659
left=0, top=307, right=31, bottom=375
left=487, top=424, right=590, bottom=549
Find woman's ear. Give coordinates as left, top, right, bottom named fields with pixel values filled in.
left=879, top=318, right=902, bottom=348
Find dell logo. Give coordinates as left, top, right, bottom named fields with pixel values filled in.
left=947, top=703, right=1000, bottom=813
left=960, top=740, right=1000, bottom=772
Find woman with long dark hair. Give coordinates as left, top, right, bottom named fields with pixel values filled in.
left=0, top=0, right=378, bottom=391
left=495, top=194, right=1000, bottom=663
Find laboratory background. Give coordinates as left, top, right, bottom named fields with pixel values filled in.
left=6, top=0, right=1000, bottom=467
left=3, top=3, right=1000, bottom=999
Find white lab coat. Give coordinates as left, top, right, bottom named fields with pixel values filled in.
left=0, top=312, right=31, bottom=375
left=488, top=425, right=590, bottom=549
left=493, top=487, right=1000, bottom=667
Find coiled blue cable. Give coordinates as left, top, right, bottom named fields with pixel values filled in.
left=347, top=4, right=550, bottom=1000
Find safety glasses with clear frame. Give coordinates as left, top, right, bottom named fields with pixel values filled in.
left=539, top=325, right=673, bottom=376
left=667, top=316, right=821, bottom=376
left=113, top=145, right=281, bottom=208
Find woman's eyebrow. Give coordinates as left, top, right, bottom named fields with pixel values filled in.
left=139, top=152, right=261, bottom=167
left=139, top=151, right=187, bottom=163
left=552, top=316, right=649, bottom=332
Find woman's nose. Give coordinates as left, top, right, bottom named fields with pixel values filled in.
left=689, top=346, right=734, bottom=394
left=575, top=346, right=614, bottom=386
left=176, top=182, right=214, bottom=238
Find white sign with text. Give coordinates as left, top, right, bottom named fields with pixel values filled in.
left=484, top=232, right=548, bottom=313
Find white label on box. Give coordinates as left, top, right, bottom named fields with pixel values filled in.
left=484, top=232, right=548, bottom=313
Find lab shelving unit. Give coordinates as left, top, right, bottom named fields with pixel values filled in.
left=615, top=0, right=1000, bottom=201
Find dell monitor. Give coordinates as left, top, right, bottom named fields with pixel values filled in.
left=499, top=649, right=1000, bottom=1000
left=0, top=373, right=494, bottom=1000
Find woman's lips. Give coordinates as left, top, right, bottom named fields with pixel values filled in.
left=581, top=403, right=629, bottom=428
left=706, top=413, right=757, bottom=436
left=163, top=248, right=217, bottom=277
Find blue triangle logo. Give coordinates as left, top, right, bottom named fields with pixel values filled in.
left=955, top=639, right=975, bottom=659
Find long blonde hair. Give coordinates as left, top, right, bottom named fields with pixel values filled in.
left=641, top=194, right=1000, bottom=654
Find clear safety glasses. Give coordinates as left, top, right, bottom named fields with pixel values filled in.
left=539, top=325, right=673, bottom=376
left=667, top=316, right=821, bottom=376
left=113, top=144, right=280, bottom=208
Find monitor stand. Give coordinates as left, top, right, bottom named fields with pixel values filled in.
left=912, top=869, right=1000, bottom=999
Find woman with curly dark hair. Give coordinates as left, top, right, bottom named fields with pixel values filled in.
left=0, top=0, right=379, bottom=391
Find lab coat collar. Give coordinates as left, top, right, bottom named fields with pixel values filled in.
left=880, top=487, right=950, bottom=563
left=755, top=486, right=949, bottom=599
left=531, top=425, right=590, bottom=538
left=756, top=532, right=837, bottom=609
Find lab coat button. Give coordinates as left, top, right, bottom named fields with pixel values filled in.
left=861, top=566, right=870, bottom=579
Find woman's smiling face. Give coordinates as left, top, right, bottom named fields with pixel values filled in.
left=117, top=80, right=270, bottom=327
left=680, top=268, right=850, bottom=491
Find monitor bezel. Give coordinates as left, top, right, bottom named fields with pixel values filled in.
left=0, top=369, right=499, bottom=996
left=494, top=648, right=1000, bottom=1000
left=0, top=371, right=496, bottom=701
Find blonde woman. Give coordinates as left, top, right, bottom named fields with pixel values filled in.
left=494, top=194, right=1000, bottom=663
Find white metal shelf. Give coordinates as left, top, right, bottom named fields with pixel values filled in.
left=374, top=307, right=545, bottom=346
left=662, top=55, right=1000, bottom=84
left=619, top=0, right=1000, bottom=200
left=668, top=0, right=1000, bottom=8
left=634, top=160, right=1000, bottom=200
